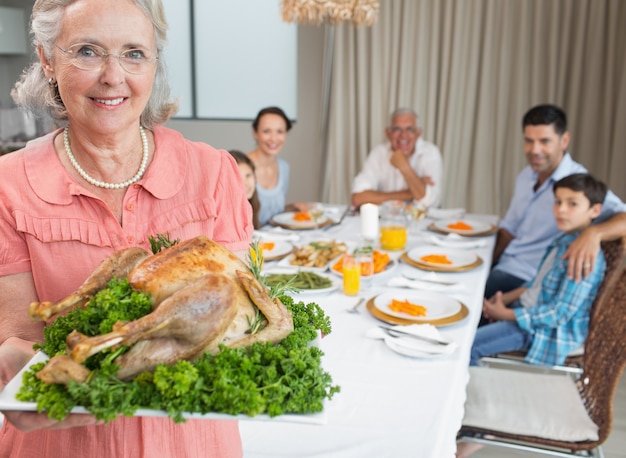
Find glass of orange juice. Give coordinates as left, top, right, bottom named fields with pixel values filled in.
left=379, top=200, right=408, bottom=250
left=380, top=225, right=407, bottom=250
left=342, top=254, right=361, bottom=295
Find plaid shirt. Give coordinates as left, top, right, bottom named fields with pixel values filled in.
left=514, top=231, right=606, bottom=366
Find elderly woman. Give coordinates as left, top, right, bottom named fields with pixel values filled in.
left=0, top=0, right=250, bottom=456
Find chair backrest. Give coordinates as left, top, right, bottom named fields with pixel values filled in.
left=578, top=237, right=626, bottom=444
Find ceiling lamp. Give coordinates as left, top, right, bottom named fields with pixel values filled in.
left=282, top=0, right=380, bottom=27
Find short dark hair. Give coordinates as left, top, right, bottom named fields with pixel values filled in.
left=252, top=106, right=292, bottom=132
left=522, top=104, right=568, bottom=135
left=553, top=173, right=608, bottom=206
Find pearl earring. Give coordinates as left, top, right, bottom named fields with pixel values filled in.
left=48, top=78, right=57, bottom=87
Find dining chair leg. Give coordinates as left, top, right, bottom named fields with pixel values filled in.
left=457, top=434, right=604, bottom=457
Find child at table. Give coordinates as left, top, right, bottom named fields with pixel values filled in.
left=470, top=173, right=607, bottom=366
left=230, top=150, right=262, bottom=229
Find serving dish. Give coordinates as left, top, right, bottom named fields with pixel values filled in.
left=0, top=352, right=328, bottom=425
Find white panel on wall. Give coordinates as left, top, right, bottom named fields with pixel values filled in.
left=0, top=7, right=28, bottom=55
left=161, top=0, right=193, bottom=118
left=193, top=0, right=297, bottom=120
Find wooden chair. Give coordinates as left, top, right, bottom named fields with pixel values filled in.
left=457, top=237, right=626, bottom=457
left=479, top=237, right=626, bottom=374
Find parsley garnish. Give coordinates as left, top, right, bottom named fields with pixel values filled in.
left=19, top=276, right=338, bottom=422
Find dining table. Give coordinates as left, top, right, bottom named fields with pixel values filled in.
left=240, top=208, right=499, bottom=457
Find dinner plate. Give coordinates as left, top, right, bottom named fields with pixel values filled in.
left=0, top=352, right=327, bottom=425
left=329, top=258, right=398, bottom=277
left=259, top=240, right=293, bottom=261
left=366, top=296, right=469, bottom=327
left=270, top=211, right=332, bottom=230
left=262, top=268, right=340, bottom=295
left=373, top=291, right=461, bottom=321
left=407, top=246, right=478, bottom=268
left=401, top=248, right=483, bottom=272
left=428, top=219, right=497, bottom=237
left=425, top=234, right=488, bottom=249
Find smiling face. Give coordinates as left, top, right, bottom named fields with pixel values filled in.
left=524, top=124, right=570, bottom=182
left=237, top=162, right=256, bottom=200
left=385, top=113, right=422, bottom=155
left=553, top=187, right=602, bottom=234
left=253, top=113, right=288, bottom=157
left=39, top=0, right=157, bottom=136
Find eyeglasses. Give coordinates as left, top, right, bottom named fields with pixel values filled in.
left=55, top=43, right=158, bottom=75
left=389, top=126, right=419, bottom=135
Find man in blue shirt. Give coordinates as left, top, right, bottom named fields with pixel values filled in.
left=471, top=173, right=607, bottom=366
left=484, top=104, right=626, bottom=302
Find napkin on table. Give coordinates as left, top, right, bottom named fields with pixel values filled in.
left=367, top=324, right=458, bottom=357
left=386, top=277, right=465, bottom=292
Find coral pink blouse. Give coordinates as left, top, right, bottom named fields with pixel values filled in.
left=0, top=125, right=251, bottom=457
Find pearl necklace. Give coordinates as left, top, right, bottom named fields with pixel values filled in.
left=63, top=126, right=149, bottom=189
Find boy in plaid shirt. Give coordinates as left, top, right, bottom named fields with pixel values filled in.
left=470, top=173, right=607, bottom=366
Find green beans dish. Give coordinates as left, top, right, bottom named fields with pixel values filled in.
left=264, top=271, right=333, bottom=290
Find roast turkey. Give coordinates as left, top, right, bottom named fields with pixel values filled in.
left=31, top=236, right=294, bottom=382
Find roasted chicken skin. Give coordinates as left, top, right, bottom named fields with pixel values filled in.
left=34, top=236, right=294, bottom=383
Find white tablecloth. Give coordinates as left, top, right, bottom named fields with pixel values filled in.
left=241, top=214, right=497, bottom=458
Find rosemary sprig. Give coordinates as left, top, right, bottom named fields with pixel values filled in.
left=247, top=241, right=300, bottom=299
left=148, top=233, right=180, bottom=254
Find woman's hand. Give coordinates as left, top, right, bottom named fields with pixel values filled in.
left=2, top=410, right=104, bottom=433
left=1, top=339, right=104, bottom=432
left=0, top=338, right=36, bottom=391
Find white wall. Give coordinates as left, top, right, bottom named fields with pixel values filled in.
left=167, top=25, right=326, bottom=204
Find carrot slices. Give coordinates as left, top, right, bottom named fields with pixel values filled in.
left=260, top=242, right=275, bottom=251
left=293, top=211, right=312, bottom=221
left=447, top=221, right=473, bottom=231
left=419, top=254, right=453, bottom=265
left=372, top=250, right=390, bottom=273
left=388, top=299, right=427, bottom=317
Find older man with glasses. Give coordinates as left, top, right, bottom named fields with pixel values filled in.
left=351, top=108, right=443, bottom=208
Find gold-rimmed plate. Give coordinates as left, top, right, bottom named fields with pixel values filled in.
left=373, top=291, right=461, bottom=321
left=401, top=247, right=484, bottom=272
left=270, top=211, right=333, bottom=230
left=428, top=219, right=497, bottom=237
left=366, top=296, right=469, bottom=327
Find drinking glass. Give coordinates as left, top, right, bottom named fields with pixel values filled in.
left=356, top=247, right=374, bottom=290
left=407, top=201, right=426, bottom=235
left=342, top=254, right=361, bottom=295
left=309, top=203, right=325, bottom=229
